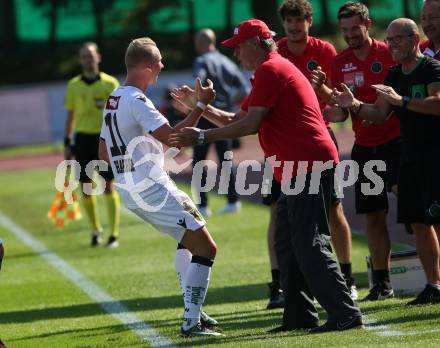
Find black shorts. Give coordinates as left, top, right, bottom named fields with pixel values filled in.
left=351, top=137, right=400, bottom=214
left=398, top=148, right=440, bottom=225
left=74, top=133, right=114, bottom=182
left=263, top=178, right=282, bottom=206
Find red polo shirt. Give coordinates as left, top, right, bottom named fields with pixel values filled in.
left=331, top=39, right=400, bottom=146
left=277, top=36, right=336, bottom=122
left=420, top=40, right=440, bottom=60
left=241, top=51, right=339, bottom=182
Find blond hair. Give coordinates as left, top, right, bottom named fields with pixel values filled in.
left=125, top=37, right=158, bottom=69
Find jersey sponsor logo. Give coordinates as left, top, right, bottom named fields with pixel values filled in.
left=371, top=61, right=383, bottom=73
left=113, top=158, right=135, bottom=174
left=344, top=71, right=364, bottom=92
left=411, top=84, right=426, bottom=99
left=105, top=96, right=121, bottom=110
left=307, top=59, right=319, bottom=72
left=341, top=62, right=357, bottom=72
left=136, top=95, right=147, bottom=103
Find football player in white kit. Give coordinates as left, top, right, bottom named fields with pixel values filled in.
left=99, top=37, right=222, bottom=337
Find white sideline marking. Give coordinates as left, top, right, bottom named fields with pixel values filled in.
left=0, top=210, right=176, bottom=348
left=364, top=316, right=440, bottom=337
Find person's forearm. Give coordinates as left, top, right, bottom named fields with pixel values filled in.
left=406, top=96, right=440, bottom=116
left=202, top=105, right=237, bottom=127
left=315, top=84, right=333, bottom=105
left=205, top=116, right=258, bottom=142
left=64, top=111, right=74, bottom=138
left=354, top=99, right=389, bottom=123
left=173, top=106, right=203, bottom=131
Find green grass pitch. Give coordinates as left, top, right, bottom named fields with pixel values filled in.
left=0, top=169, right=439, bottom=347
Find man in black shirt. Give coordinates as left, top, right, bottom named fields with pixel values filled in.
left=330, top=18, right=440, bottom=305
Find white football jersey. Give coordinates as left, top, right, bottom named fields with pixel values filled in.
left=100, top=85, right=173, bottom=208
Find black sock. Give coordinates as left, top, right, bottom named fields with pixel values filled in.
left=340, top=263, right=354, bottom=285
left=373, top=269, right=391, bottom=288
left=271, top=269, right=280, bottom=288
left=177, top=243, right=186, bottom=250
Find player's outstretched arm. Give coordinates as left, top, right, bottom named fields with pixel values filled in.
left=151, top=78, right=215, bottom=147
left=171, top=85, right=245, bottom=127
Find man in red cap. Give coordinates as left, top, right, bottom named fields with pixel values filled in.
left=170, top=18, right=362, bottom=333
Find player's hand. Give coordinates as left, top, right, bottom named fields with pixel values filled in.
left=195, top=78, right=216, bottom=105
left=170, top=85, right=197, bottom=110
left=332, top=83, right=356, bottom=108
left=310, top=66, right=327, bottom=90
left=324, top=106, right=349, bottom=122
left=169, top=127, right=200, bottom=148
left=372, top=84, right=402, bottom=106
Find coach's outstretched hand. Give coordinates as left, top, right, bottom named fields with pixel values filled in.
left=310, top=66, right=327, bottom=90
left=169, top=127, right=200, bottom=148
left=332, top=83, right=355, bottom=109
left=195, top=78, right=216, bottom=105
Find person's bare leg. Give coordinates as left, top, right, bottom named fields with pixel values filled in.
left=363, top=210, right=393, bottom=300
left=330, top=202, right=356, bottom=297
left=412, top=223, right=440, bottom=285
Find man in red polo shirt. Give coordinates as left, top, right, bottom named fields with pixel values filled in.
left=313, top=1, right=400, bottom=301
left=170, top=19, right=362, bottom=333
left=276, top=0, right=357, bottom=300
left=420, top=0, right=440, bottom=60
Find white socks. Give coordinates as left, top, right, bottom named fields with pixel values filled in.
left=175, top=247, right=192, bottom=297
left=182, top=259, right=212, bottom=329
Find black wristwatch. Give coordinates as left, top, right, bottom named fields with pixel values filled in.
left=402, top=96, right=411, bottom=109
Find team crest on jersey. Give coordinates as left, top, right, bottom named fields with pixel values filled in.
left=307, top=59, right=319, bottom=72
left=105, top=96, right=120, bottom=110
left=412, top=84, right=426, bottom=99
left=371, top=61, right=383, bottom=73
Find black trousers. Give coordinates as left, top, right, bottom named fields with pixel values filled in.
left=192, top=140, right=238, bottom=207
left=275, top=169, right=361, bottom=328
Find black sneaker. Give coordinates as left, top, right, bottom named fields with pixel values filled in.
left=91, top=230, right=103, bottom=247
left=309, top=316, right=363, bottom=334
left=266, top=282, right=285, bottom=309
left=200, top=310, right=218, bottom=328
left=407, top=284, right=440, bottom=306
left=180, top=322, right=223, bottom=337
left=106, top=236, right=119, bottom=248
left=363, top=283, right=394, bottom=301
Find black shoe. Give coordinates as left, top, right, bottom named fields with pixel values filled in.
left=91, top=229, right=103, bottom=247
left=266, top=282, right=285, bottom=309
left=310, top=316, right=363, bottom=334
left=407, top=284, right=440, bottom=305
left=180, top=322, right=223, bottom=337
left=363, top=283, right=394, bottom=301
left=106, top=236, right=119, bottom=248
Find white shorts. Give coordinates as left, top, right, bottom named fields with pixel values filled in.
left=127, top=182, right=206, bottom=242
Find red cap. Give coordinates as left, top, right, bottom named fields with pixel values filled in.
left=221, top=19, right=273, bottom=48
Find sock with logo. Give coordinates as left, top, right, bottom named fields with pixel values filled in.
left=105, top=191, right=120, bottom=238
left=82, top=194, right=101, bottom=231
left=182, top=255, right=213, bottom=330
left=175, top=243, right=192, bottom=299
